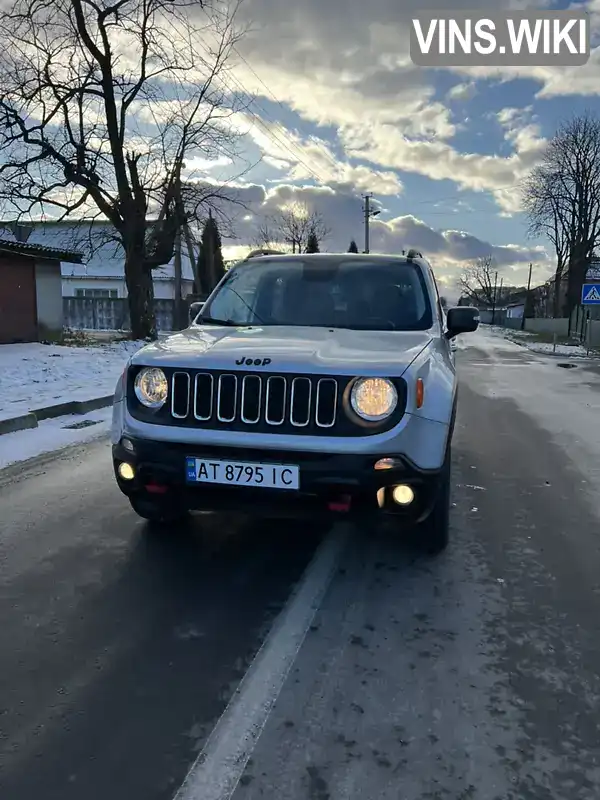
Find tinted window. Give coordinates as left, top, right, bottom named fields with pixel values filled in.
left=202, top=259, right=433, bottom=331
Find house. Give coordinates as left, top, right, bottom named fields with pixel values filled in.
left=506, top=302, right=525, bottom=319
left=0, top=238, right=82, bottom=343
left=0, top=219, right=197, bottom=300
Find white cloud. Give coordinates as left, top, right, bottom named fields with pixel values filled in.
left=211, top=181, right=552, bottom=288
left=339, top=122, right=546, bottom=214
left=225, top=7, right=550, bottom=214
left=229, top=112, right=404, bottom=195
left=183, top=154, right=234, bottom=172
left=447, top=81, right=478, bottom=101
left=8, top=0, right=581, bottom=267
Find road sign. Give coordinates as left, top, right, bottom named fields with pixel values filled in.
left=586, top=263, right=600, bottom=281
left=581, top=283, right=600, bottom=304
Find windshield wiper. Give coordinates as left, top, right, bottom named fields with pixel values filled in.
left=197, top=316, right=247, bottom=327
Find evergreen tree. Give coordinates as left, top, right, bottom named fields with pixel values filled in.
left=196, top=211, right=225, bottom=294
left=348, top=239, right=359, bottom=253
left=211, top=214, right=226, bottom=283
left=306, top=229, right=320, bottom=253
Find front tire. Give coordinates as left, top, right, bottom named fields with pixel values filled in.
left=418, top=448, right=451, bottom=555
left=129, top=496, right=189, bottom=525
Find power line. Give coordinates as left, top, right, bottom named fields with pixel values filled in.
left=229, top=47, right=527, bottom=208
left=158, top=16, right=331, bottom=186
left=211, top=66, right=329, bottom=185
left=230, top=46, right=344, bottom=179
left=158, top=18, right=526, bottom=214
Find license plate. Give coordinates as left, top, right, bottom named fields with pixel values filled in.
left=185, top=457, right=299, bottom=490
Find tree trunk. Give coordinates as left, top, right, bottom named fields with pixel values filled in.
left=125, top=253, right=156, bottom=339
left=553, top=264, right=563, bottom=318
left=566, top=247, right=587, bottom=321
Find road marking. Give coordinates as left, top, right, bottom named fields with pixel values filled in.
left=172, top=524, right=348, bottom=800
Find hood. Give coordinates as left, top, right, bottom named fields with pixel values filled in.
left=131, top=325, right=433, bottom=375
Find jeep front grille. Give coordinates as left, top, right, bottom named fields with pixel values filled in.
left=170, top=370, right=339, bottom=429
left=128, top=367, right=407, bottom=437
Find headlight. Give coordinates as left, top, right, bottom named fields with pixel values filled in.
left=350, top=377, right=398, bottom=422
left=134, top=367, right=169, bottom=408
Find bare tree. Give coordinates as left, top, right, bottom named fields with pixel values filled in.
left=522, top=166, right=571, bottom=316
left=0, top=0, right=245, bottom=338
left=253, top=220, right=287, bottom=252
left=458, top=255, right=497, bottom=307
left=263, top=202, right=331, bottom=253
left=522, top=113, right=600, bottom=321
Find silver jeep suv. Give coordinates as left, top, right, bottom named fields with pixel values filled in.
left=112, top=251, right=478, bottom=553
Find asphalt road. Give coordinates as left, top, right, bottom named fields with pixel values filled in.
left=2, top=329, right=600, bottom=800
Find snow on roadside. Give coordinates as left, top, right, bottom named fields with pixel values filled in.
left=520, top=341, right=595, bottom=357
left=0, top=340, right=144, bottom=419
left=0, top=408, right=112, bottom=470
left=454, top=327, right=524, bottom=353
left=490, top=325, right=599, bottom=359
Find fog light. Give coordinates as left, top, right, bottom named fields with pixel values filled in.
left=118, top=462, right=135, bottom=480
left=121, top=438, right=134, bottom=452
left=374, top=457, right=401, bottom=470
left=392, top=484, right=414, bottom=505
left=377, top=488, right=385, bottom=508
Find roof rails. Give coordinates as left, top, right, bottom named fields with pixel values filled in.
left=245, top=248, right=286, bottom=259
left=406, top=248, right=423, bottom=260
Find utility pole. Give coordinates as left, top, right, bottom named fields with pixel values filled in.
left=173, top=221, right=183, bottom=330
left=491, top=271, right=498, bottom=325
left=205, top=208, right=216, bottom=291
left=363, top=193, right=372, bottom=254
left=362, top=192, right=380, bottom=254
left=183, top=221, right=201, bottom=296
left=521, top=262, right=532, bottom=331
left=171, top=170, right=184, bottom=329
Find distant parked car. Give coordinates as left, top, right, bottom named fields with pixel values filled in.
left=112, top=250, right=479, bottom=554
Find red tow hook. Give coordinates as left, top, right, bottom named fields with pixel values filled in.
left=145, top=482, right=168, bottom=494
left=328, top=494, right=352, bottom=512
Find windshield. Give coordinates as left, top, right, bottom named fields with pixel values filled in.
left=200, top=259, right=433, bottom=331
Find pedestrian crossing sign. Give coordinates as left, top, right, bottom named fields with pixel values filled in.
left=582, top=283, right=600, bottom=304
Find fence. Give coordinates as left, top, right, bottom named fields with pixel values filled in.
left=526, top=317, right=570, bottom=336
left=63, top=297, right=179, bottom=332
left=503, top=317, right=522, bottom=330
left=495, top=313, right=600, bottom=346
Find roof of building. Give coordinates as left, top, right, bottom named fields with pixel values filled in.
left=0, top=219, right=195, bottom=279
left=0, top=238, right=83, bottom=264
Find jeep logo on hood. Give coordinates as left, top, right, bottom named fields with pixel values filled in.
left=236, top=357, right=272, bottom=366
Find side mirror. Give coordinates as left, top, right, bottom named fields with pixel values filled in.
left=445, top=306, right=479, bottom=339
left=189, top=301, right=204, bottom=323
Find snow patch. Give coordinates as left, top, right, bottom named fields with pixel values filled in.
left=490, top=325, right=598, bottom=359
left=0, top=409, right=112, bottom=470
left=457, top=327, right=525, bottom=354
left=0, top=340, right=143, bottom=418
left=521, top=341, right=594, bottom=358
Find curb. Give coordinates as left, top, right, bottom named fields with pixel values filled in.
left=0, top=413, right=38, bottom=436
left=0, top=395, right=114, bottom=437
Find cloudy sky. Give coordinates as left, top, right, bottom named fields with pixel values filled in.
left=175, top=0, right=600, bottom=296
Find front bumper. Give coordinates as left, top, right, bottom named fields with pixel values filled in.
left=113, top=437, right=446, bottom=521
